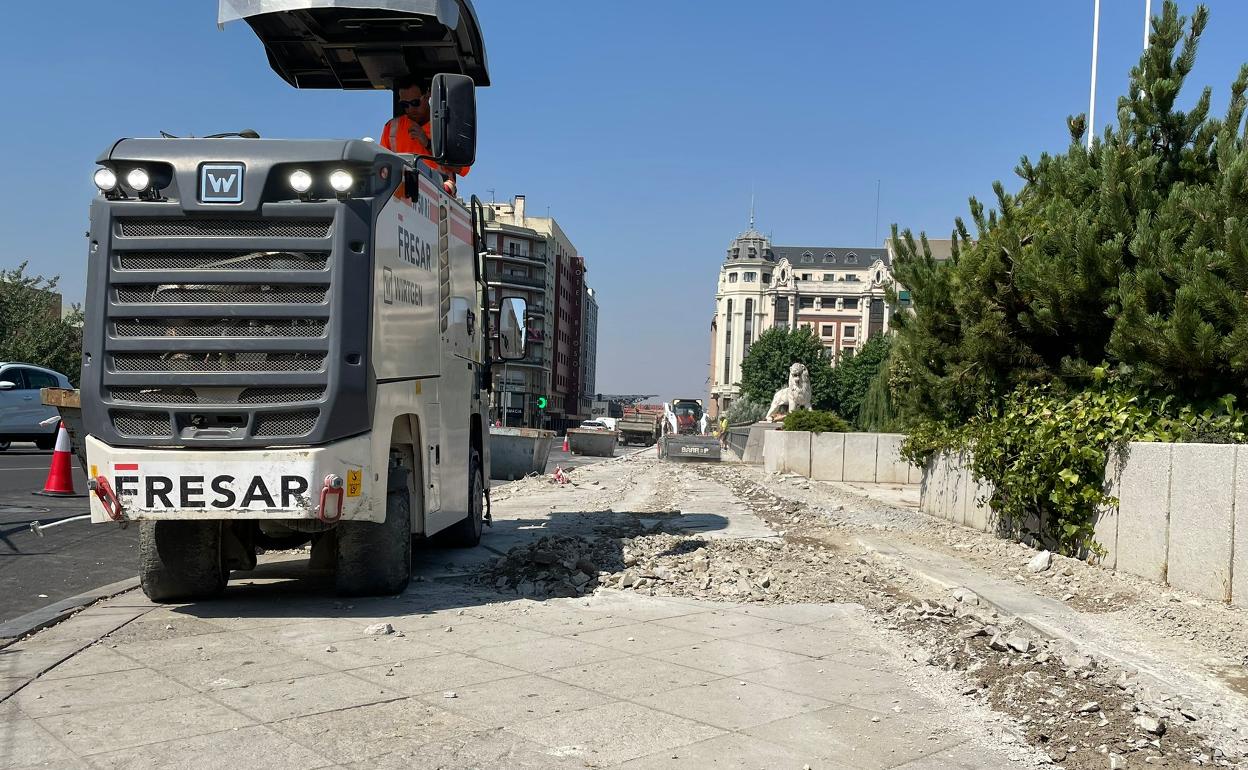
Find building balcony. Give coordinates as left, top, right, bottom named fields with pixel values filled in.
left=488, top=250, right=547, bottom=267
left=487, top=273, right=546, bottom=290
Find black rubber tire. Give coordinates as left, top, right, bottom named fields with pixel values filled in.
left=445, top=450, right=484, bottom=547
left=0, top=441, right=9, bottom=451
left=335, top=486, right=412, bottom=596
left=139, top=521, right=228, bottom=602
left=34, top=436, right=55, bottom=451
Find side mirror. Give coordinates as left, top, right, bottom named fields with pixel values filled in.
left=494, top=296, right=528, bottom=361
left=0, top=381, right=15, bottom=391
left=430, top=73, right=477, bottom=168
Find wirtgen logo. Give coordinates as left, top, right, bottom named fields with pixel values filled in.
left=200, top=163, right=245, bottom=203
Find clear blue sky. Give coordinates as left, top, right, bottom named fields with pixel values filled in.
left=2, top=1, right=1246, bottom=400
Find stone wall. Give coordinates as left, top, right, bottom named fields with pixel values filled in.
left=920, top=442, right=1248, bottom=607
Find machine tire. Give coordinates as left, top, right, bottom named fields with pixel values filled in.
left=139, top=521, right=228, bottom=602
left=445, top=450, right=484, bottom=547
left=335, top=485, right=412, bottom=596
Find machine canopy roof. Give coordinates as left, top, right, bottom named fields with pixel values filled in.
left=219, top=0, right=489, bottom=89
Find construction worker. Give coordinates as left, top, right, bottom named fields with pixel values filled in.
left=719, top=415, right=730, bottom=449
left=381, top=76, right=468, bottom=196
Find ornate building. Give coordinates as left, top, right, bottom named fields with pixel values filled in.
left=707, top=218, right=902, bottom=419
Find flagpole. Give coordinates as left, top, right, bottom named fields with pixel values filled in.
left=1088, top=0, right=1101, bottom=150
left=1144, top=0, right=1152, bottom=49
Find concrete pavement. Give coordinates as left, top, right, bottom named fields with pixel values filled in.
left=0, top=455, right=1020, bottom=769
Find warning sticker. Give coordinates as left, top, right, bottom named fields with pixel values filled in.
left=346, top=469, right=363, bottom=497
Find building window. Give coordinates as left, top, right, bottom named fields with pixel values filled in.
left=799, top=297, right=815, bottom=309
left=762, top=273, right=771, bottom=283
left=843, top=297, right=859, bottom=310
left=844, top=325, right=857, bottom=339
left=823, top=274, right=836, bottom=281
left=801, top=251, right=813, bottom=263
left=821, top=324, right=835, bottom=337
left=800, top=273, right=812, bottom=281
left=743, top=272, right=757, bottom=282
left=728, top=273, right=738, bottom=283
left=723, top=299, right=733, bottom=384
left=846, top=253, right=858, bottom=264
left=774, top=297, right=789, bottom=329
left=744, top=298, right=754, bottom=350
left=845, top=274, right=860, bottom=282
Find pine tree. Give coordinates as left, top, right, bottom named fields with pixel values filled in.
left=890, top=1, right=1248, bottom=422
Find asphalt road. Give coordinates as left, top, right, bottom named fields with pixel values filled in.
left=0, top=441, right=638, bottom=627
left=543, top=440, right=655, bottom=474
left=0, top=444, right=138, bottom=626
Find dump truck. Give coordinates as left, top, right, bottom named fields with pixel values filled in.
left=658, top=398, right=721, bottom=461
left=617, top=410, right=660, bottom=446
left=80, top=0, right=528, bottom=601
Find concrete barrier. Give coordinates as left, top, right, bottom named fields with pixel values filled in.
left=1168, top=444, right=1235, bottom=602
left=763, top=430, right=784, bottom=474
left=761, top=431, right=921, bottom=484
left=919, top=441, right=1248, bottom=606
left=781, top=431, right=812, bottom=477
left=875, top=434, right=909, bottom=484
left=843, top=433, right=878, bottom=482
left=810, top=432, right=845, bottom=481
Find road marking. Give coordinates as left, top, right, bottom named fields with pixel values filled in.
left=0, top=467, right=87, bottom=472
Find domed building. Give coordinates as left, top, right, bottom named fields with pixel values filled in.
left=707, top=218, right=903, bottom=419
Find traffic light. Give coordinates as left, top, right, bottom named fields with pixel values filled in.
left=536, top=396, right=548, bottom=410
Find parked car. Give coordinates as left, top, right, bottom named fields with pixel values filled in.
left=579, top=419, right=612, bottom=431
left=0, top=363, right=72, bottom=450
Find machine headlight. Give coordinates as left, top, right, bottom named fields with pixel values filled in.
left=93, top=167, right=118, bottom=192
left=126, top=168, right=151, bottom=192
left=288, top=169, right=313, bottom=194
left=329, top=169, right=354, bottom=193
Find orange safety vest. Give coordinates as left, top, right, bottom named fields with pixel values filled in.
left=380, top=115, right=469, bottom=178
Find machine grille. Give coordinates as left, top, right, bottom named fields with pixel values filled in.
left=117, top=218, right=331, bottom=238
left=111, top=353, right=326, bottom=373
left=116, top=251, right=329, bottom=271
left=115, top=285, right=328, bottom=305
left=111, top=410, right=172, bottom=437
left=113, top=318, right=326, bottom=338
left=253, top=411, right=319, bottom=437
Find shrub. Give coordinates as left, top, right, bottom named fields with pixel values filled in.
left=901, top=378, right=1247, bottom=555
left=783, top=410, right=851, bottom=434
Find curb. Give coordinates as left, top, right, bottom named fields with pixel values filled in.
left=0, top=576, right=141, bottom=647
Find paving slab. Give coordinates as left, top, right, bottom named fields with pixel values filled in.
left=86, top=724, right=335, bottom=770
left=545, top=655, right=719, bottom=698
left=505, top=700, right=722, bottom=766
left=637, top=676, right=831, bottom=730
left=269, top=697, right=479, bottom=765
left=744, top=703, right=966, bottom=770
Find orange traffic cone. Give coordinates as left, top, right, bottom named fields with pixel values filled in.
left=562, top=434, right=569, bottom=452
left=34, top=422, right=81, bottom=497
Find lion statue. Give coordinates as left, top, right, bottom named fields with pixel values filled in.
left=767, top=362, right=813, bottom=422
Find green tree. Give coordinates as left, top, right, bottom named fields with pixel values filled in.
left=738, top=326, right=835, bottom=411
left=0, top=263, right=83, bottom=385
left=828, top=334, right=891, bottom=428
left=890, top=1, right=1248, bottom=421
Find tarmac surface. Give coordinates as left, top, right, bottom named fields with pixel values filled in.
left=0, top=446, right=136, bottom=625
left=0, top=452, right=1017, bottom=769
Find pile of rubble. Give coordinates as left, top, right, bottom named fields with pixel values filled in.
left=886, top=595, right=1246, bottom=768
left=479, top=535, right=623, bottom=598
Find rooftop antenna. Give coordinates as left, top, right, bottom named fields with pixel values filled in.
left=749, top=191, right=756, bottom=230
left=488, top=187, right=495, bottom=204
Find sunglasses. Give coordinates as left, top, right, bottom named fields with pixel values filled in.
left=397, top=98, right=426, bottom=110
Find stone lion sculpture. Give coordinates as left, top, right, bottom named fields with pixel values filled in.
left=767, top=362, right=813, bottom=422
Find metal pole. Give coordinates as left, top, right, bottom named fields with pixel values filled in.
left=1144, top=0, right=1151, bottom=49
left=503, top=364, right=509, bottom=427
left=1088, top=0, right=1101, bottom=150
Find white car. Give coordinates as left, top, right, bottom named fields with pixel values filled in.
left=0, top=363, right=72, bottom=450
